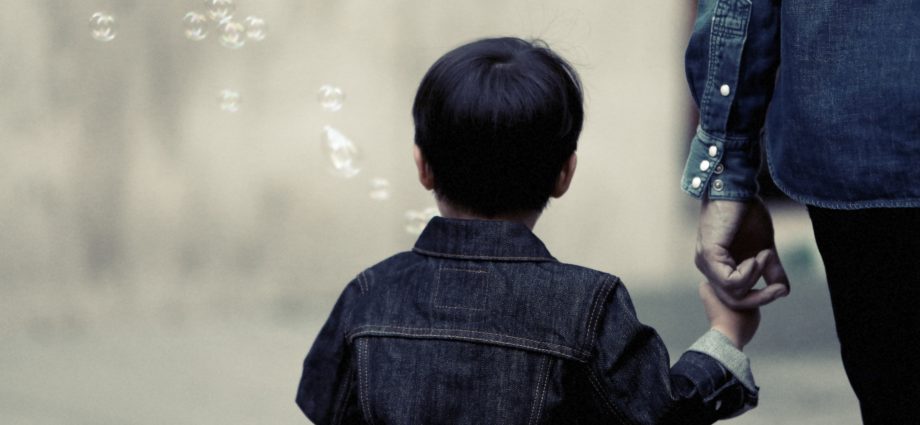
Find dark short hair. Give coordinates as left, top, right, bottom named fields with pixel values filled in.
left=412, top=37, right=584, bottom=217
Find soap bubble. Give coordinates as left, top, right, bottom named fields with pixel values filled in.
left=89, top=12, right=117, bottom=42
left=318, top=85, right=345, bottom=112
left=205, top=0, right=236, bottom=22
left=219, top=89, right=241, bottom=112
left=321, top=126, right=361, bottom=178
left=404, top=207, right=439, bottom=235
left=369, top=178, right=392, bottom=201
left=218, top=19, right=246, bottom=49
left=244, top=16, right=267, bottom=41
left=183, top=11, right=210, bottom=41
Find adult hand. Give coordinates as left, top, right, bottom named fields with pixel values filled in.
left=696, top=197, right=790, bottom=309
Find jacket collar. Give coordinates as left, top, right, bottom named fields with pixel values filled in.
left=413, top=217, right=556, bottom=262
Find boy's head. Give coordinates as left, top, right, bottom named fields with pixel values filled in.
left=412, top=37, right=584, bottom=218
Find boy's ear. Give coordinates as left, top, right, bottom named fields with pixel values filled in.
left=551, top=152, right=577, bottom=198
left=414, top=145, right=435, bottom=190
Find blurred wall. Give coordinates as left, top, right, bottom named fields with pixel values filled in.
left=0, top=4, right=849, bottom=424
left=0, top=0, right=699, bottom=333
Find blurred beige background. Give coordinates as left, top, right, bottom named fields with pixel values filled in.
left=0, top=1, right=858, bottom=424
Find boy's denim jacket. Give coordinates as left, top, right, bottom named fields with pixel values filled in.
left=297, top=218, right=758, bottom=424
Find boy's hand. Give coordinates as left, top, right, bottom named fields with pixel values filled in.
left=699, top=281, right=760, bottom=350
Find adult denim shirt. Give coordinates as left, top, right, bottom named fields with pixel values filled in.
left=297, top=218, right=757, bottom=424
left=681, top=0, right=920, bottom=208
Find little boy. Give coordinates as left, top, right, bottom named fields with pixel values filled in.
left=297, top=37, right=760, bottom=424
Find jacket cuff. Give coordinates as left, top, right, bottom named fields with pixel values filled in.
left=680, top=128, right=761, bottom=201
left=672, top=350, right=758, bottom=420
left=688, top=329, right=757, bottom=394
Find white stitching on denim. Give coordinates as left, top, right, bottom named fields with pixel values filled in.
left=589, top=280, right=613, bottom=343
left=433, top=267, right=487, bottom=311
left=433, top=305, right=484, bottom=311
left=528, top=357, right=553, bottom=425
left=537, top=358, right=554, bottom=423
left=440, top=267, right=488, bottom=273
left=528, top=356, right=546, bottom=425
left=430, top=265, right=441, bottom=307
left=349, top=329, right=587, bottom=361
left=584, top=289, right=599, bottom=344
left=358, top=339, right=374, bottom=424
left=700, top=13, right=718, bottom=128
left=585, top=278, right=613, bottom=347
left=349, top=325, right=587, bottom=357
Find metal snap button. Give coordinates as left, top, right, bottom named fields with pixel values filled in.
left=713, top=179, right=725, bottom=191
left=700, top=160, right=711, bottom=172
left=720, top=84, right=731, bottom=97
left=691, top=177, right=702, bottom=189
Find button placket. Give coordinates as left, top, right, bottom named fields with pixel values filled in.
left=699, top=141, right=724, bottom=195
left=684, top=134, right=727, bottom=197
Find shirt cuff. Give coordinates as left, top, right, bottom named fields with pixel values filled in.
left=680, top=128, right=761, bottom=201
left=688, top=329, right=757, bottom=394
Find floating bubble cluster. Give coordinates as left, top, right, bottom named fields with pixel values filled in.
left=219, top=89, right=241, bottom=112
left=87, top=4, right=407, bottom=230
left=318, top=85, right=345, bottom=112
left=321, top=126, right=362, bottom=178
left=404, top=207, right=439, bottom=235
left=90, top=1, right=266, bottom=46
left=244, top=16, right=267, bottom=42
left=182, top=11, right=210, bottom=41
left=218, top=19, right=247, bottom=49
left=183, top=1, right=266, bottom=47
left=205, top=0, right=236, bottom=22
left=89, top=12, right=117, bottom=42
left=369, top=178, right=392, bottom=201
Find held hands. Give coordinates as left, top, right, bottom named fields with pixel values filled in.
left=696, top=197, right=790, bottom=310
left=699, top=282, right=759, bottom=349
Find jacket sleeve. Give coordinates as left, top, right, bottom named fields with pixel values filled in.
left=681, top=0, right=781, bottom=201
left=587, top=279, right=757, bottom=425
left=296, top=276, right=365, bottom=424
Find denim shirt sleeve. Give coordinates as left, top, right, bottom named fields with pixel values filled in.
left=296, top=276, right=365, bottom=425
left=681, top=0, right=781, bottom=201
left=588, top=280, right=757, bottom=424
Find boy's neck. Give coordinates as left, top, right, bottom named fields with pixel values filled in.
left=436, top=199, right=541, bottom=230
